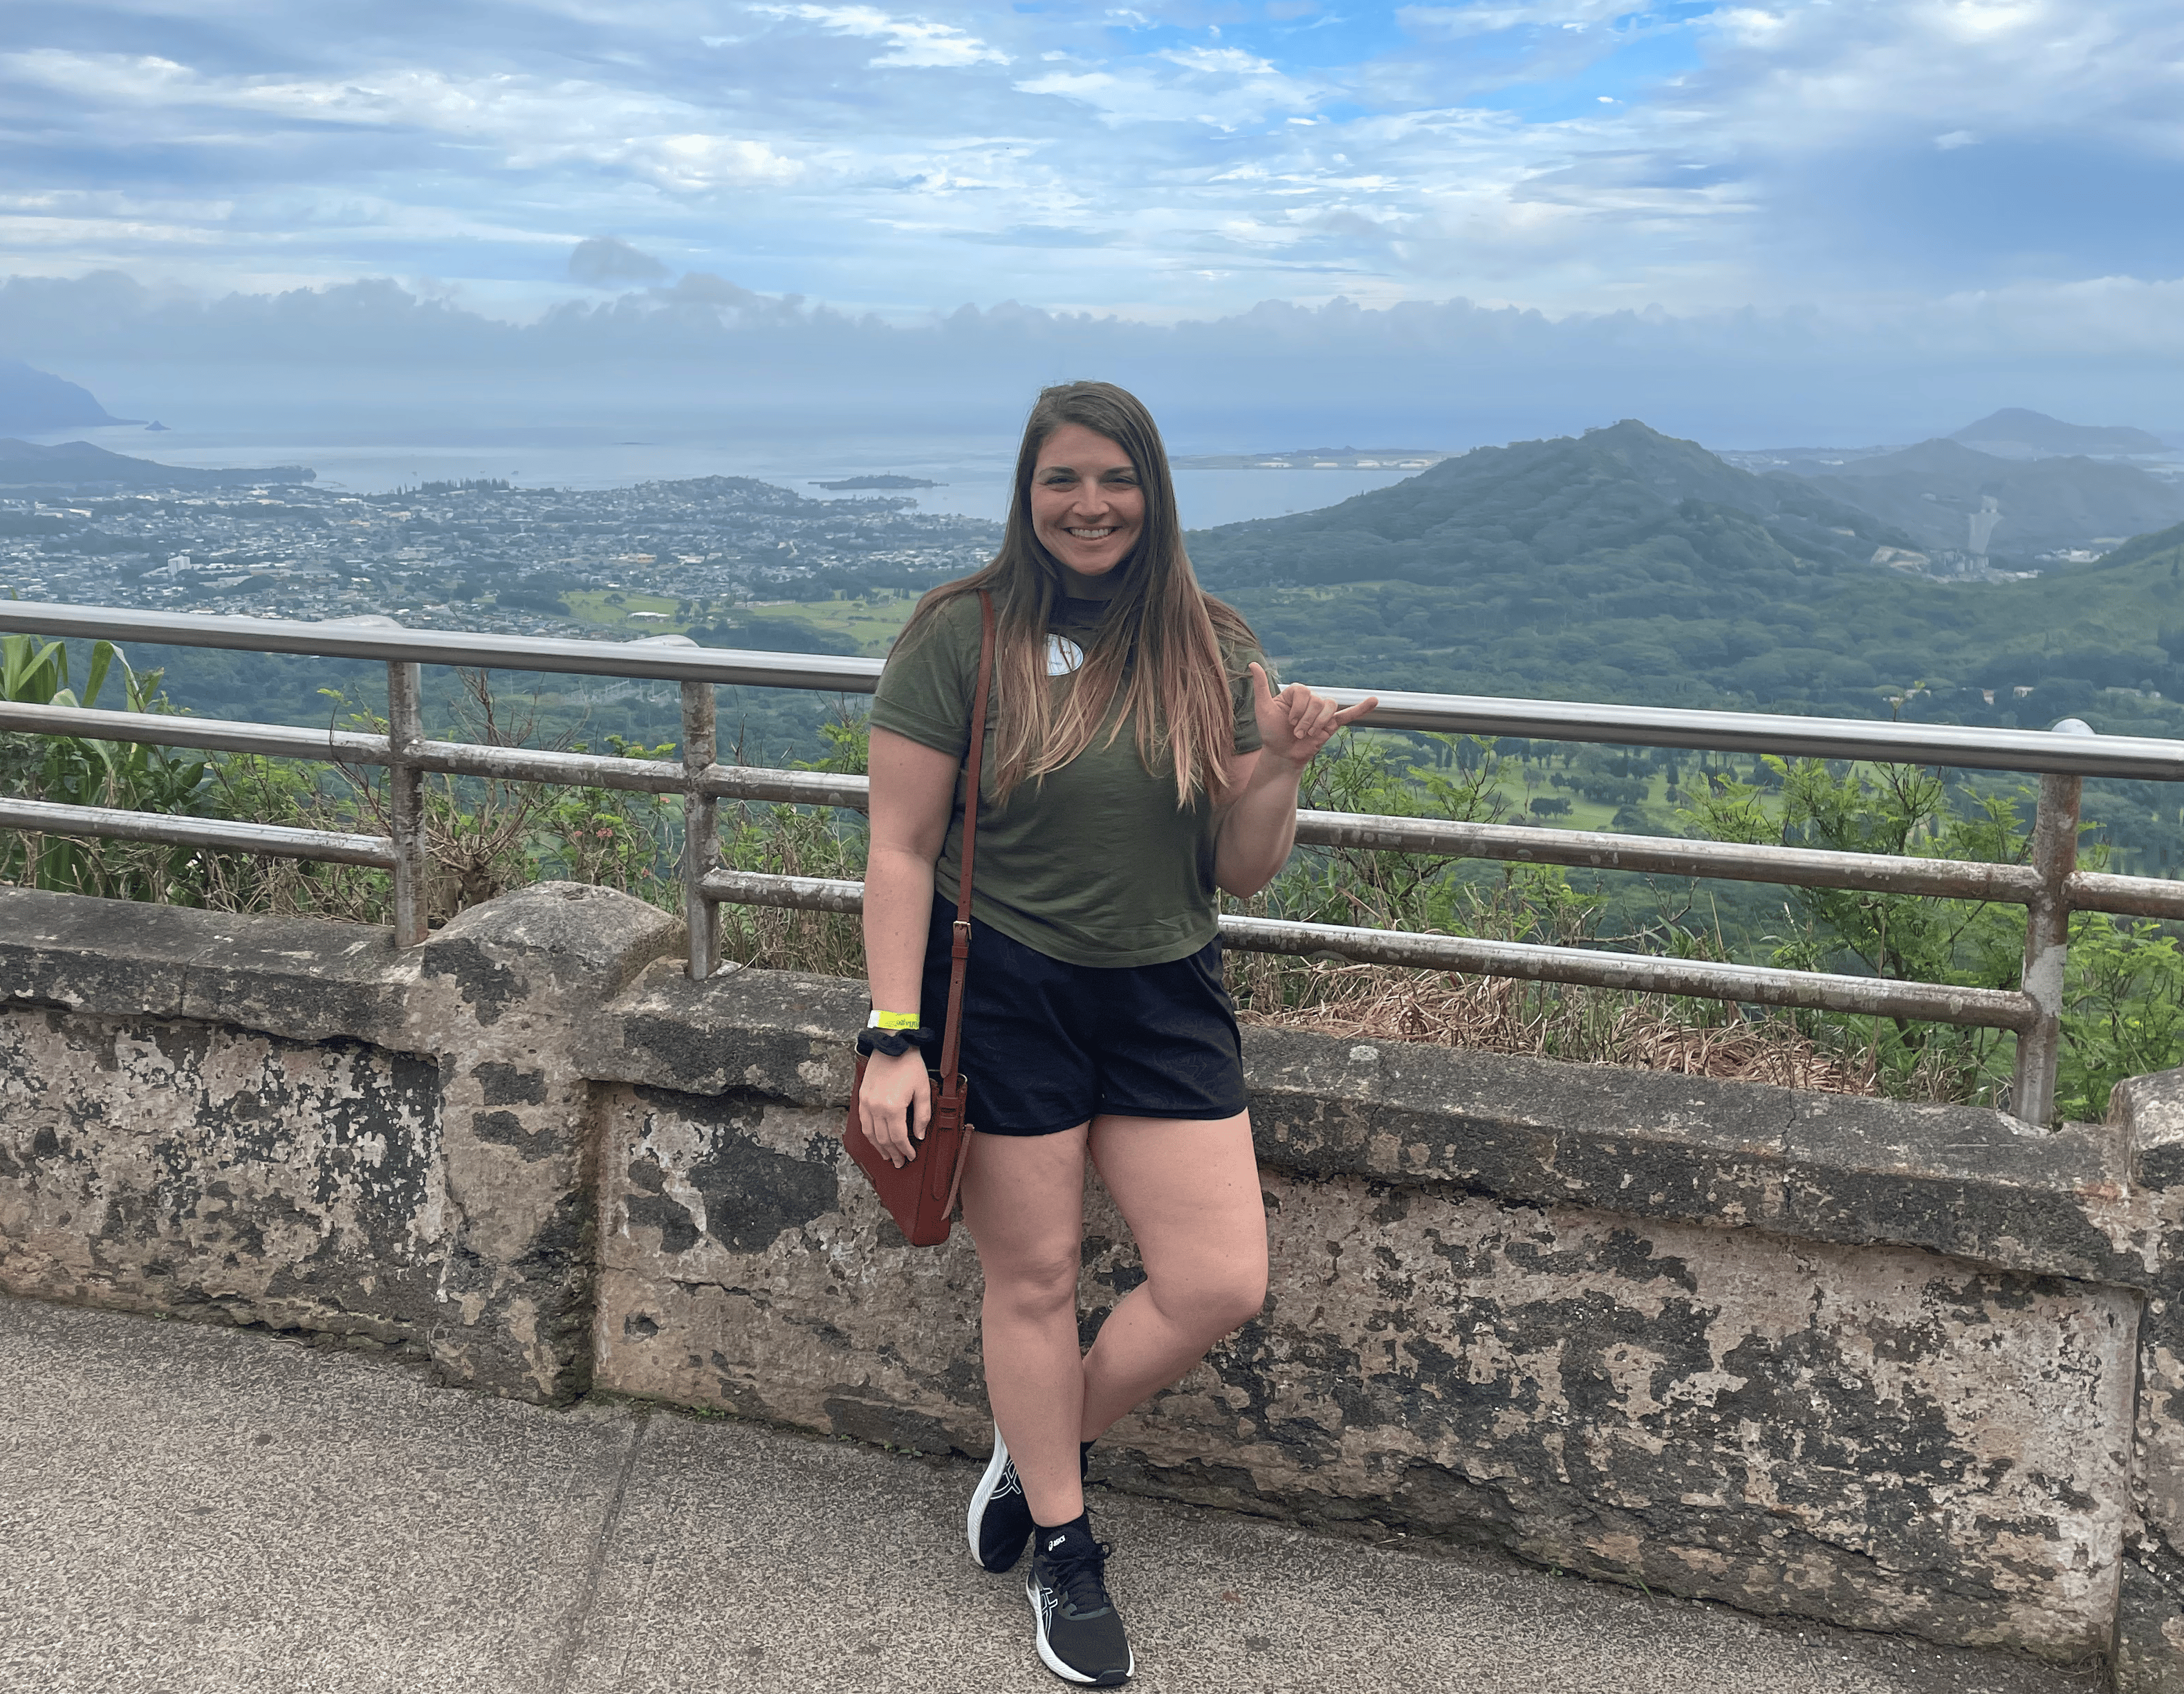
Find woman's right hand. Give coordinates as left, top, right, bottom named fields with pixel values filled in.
left=858, top=1048, right=932, bottom=1169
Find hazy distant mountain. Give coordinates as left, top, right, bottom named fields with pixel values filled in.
left=1792, top=438, right=2184, bottom=557
left=0, top=361, right=127, bottom=433
left=0, top=438, right=313, bottom=488
left=1949, top=408, right=2168, bottom=458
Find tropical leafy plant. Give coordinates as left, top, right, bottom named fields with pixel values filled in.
left=0, top=635, right=211, bottom=898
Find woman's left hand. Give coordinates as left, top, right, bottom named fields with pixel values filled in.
left=1249, top=662, right=1378, bottom=770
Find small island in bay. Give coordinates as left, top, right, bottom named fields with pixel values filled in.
left=810, top=474, right=943, bottom=490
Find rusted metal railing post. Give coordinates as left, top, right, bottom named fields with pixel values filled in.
left=2012, top=720, right=2093, bottom=1126
left=681, top=680, right=722, bottom=979
left=387, top=661, right=429, bottom=947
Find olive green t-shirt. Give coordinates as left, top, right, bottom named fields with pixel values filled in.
left=869, top=592, right=1266, bottom=968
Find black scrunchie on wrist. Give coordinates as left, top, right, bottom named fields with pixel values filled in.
left=855, top=1025, right=938, bottom=1060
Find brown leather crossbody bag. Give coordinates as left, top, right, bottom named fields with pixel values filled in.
left=840, top=590, right=994, bottom=1247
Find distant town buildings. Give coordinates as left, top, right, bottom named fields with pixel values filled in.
left=0, top=477, right=1000, bottom=637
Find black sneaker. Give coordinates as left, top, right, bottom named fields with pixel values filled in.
left=1024, top=1518, right=1132, bottom=1686
left=968, top=1424, right=1035, bottom=1572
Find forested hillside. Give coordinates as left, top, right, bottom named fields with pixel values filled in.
left=1190, top=419, right=1907, bottom=590
left=1190, top=422, right=2184, bottom=740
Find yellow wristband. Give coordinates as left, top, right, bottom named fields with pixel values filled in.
left=869, top=1009, right=921, bottom=1030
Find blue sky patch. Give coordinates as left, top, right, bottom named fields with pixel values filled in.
left=0, top=0, right=2176, bottom=350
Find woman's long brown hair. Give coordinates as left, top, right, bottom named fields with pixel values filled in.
left=893, top=380, right=1257, bottom=807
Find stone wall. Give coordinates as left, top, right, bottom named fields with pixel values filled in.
left=7, top=884, right=2184, bottom=1686
left=0, top=884, right=679, bottom=1399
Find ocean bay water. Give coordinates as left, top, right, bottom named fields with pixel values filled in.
left=24, top=423, right=1427, bottom=530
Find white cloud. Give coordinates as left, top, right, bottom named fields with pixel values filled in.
left=3, top=0, right=2181, bottom=343
left=1158, top=47, right=1282, bottom=76
left=1681, top=0, right=2163, bottom=153
left=1928, top=273, right=2184, bottom=356
left=752, top=5, right=1010, bottom=68
left=3, top=50, right=804, bottom=190
left=1397, top=1, right=1642, bottom=38
left=0, top=212, right=226, bottom=249
left=609, top=134, right=804, bottom=189
left=1017, top=43, right=1320, bottom=129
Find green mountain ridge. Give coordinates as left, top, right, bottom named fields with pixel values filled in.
left=1799, top=438, right=2184, bottom=556
left=1187, top=421, right=2184, bottom=739
left=1189, top=419, right=1913, bottom=590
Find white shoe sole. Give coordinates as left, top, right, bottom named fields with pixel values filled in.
left=967, top=1424, right=1017, bottom=1569
left=1026, top=1570, right=1134, bottom=1686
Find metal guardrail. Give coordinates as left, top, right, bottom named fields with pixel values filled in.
left=12, top=599, right=2184, bottom=778
left=5, top=599, right=2183, bottom=1125
left=699, top=868, right=2036, bottom=1032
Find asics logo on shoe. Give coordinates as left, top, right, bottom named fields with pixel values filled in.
left=1046, top=1534, right=1068, bottom=1550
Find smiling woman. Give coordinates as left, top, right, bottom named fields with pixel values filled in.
left=1028, top=424, right=1145, bottom=577
left=853, top=379, right=1375, bottom=1686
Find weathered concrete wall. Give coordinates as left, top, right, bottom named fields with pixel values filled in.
left=10, top=884, right=2184, bottom=1686
left=596, top=1083, right=2135, bottom=1650
left=0, top=884, right=678, bottom=1400
left=2104, top=1070, right=2184, bottom=1693
left=580, top=959, right=2143, bottom=1662
left=1, top=1006, right=445, bottom=1340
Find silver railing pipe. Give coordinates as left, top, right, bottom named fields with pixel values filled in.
left=2066, top=871, right=2184, bottom=922
left=697, top=764, right=876, bottom=810
left=1219, top=914, right=2034, bottom=1030
left=405, top=740, right=687, bottom=794
left=2011, top=721, right=2093, bottom=1124
left=0, top=602, right=889, bottom=693
left=698, top=870, right=2035, bottom=1032
left=386, top=660, right=428, bottom=947
left=1289, top=812, right=2049, bottom=903
left=6, top=697, right=2154, bottom=914
left=8, top=599, right=2184, bottom=777
left=0, top=797, right=395, bottom=868
left=0, top=699, right=389, bottom=764
left=703, top=868, right=869, bottom=913
left=681, top=682, right=721, bottom=980
left=1312, top=686, right=2184, bottom=781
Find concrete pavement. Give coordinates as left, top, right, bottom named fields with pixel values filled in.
left=0, top=1296, right=2107, bottom=1694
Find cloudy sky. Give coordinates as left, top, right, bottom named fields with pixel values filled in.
left=3, top=0, right=2181, bottom=443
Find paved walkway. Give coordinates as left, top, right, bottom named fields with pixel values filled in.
left=0, top=1296, right=2107, bottom=1694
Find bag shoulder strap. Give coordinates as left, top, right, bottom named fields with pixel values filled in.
left=936, top=590, right=995, bottom=1095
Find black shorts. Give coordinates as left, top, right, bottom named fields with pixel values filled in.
left=918, top=897, right=1250, bottom=1137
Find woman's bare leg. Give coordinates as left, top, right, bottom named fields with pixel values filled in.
left=959, top=1124, right=1092, bottom=1526
left=1079, top=1111, right=1268, bottom=1441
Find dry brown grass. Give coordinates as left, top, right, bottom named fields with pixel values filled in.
left=1235, top=960, right=1885, bottom=1096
